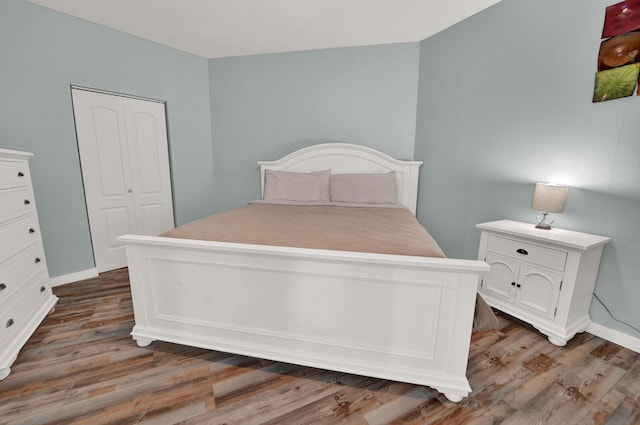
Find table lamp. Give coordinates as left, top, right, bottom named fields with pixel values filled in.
left=531, top=183, right=569, bottom=229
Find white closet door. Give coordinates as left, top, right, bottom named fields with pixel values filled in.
left=72, top=88, right=174, bottom=272
left=123, top=97, right=174, bottom=237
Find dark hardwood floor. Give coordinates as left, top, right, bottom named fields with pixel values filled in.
left=1, top=268, right=639, bottom=424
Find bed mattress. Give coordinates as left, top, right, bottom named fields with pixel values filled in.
left=161, top=201, right=446, bottom=258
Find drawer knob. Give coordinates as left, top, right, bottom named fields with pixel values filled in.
left=24, top=199, right=31, bottom=205
left=29, top=228, right=35, bottom=234
left=516, top=248, right=529, bottom=255
left=6, top=318, right=14, bottom=328
left=35, top=257, right=41, bottom=264
left=516, top=283, right=522, bottom=288
left=0, top=283, right=6, bottom=290
left=40, top=286, right=46, bottom=292
left=511, top=282, right=516, bottom=286
left=17, top=172, right=24, bottom=177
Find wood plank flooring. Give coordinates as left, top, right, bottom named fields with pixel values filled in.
left=1, top=268, right=639, bottom=424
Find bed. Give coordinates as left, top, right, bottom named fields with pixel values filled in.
left=118, top=143, right=490, bottom=402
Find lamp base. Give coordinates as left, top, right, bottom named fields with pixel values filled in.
left=535, top=223, right=553, bottom=230
left=535, top=212, right=555, bottom=230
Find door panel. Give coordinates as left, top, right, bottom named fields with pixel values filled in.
left=516, top=265, right=562, bottom=319
left=92, top=107, right=129, bottom=196
left=104, top=206, right=135, bottom=248
left=131, top=111, right=162, bottom=193
left=483, top=253, right=518, bottom=303
left=139, top=204, right=167, bottom=236
left=72, top=88, right=174, bottom=272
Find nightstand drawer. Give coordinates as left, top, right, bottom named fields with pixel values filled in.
left=0, top=189, right=34, bottom=223
left=0, top=275, right=49, bottom=347
left=0, top=160, right=30, bottom=190
left=0, top=215, right=40, bottom=264
left=0, top=245, right=46, bottom=306
left=487, top=235, right=567, bottom=271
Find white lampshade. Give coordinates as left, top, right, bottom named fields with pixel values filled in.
left=531, top=183, right=569, bottom=213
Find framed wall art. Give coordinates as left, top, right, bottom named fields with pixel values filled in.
left=594, top=0, right=640, bottom=102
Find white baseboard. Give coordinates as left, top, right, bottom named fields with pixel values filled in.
left=586, top=321, right=640, bottom=353
left=50, top=268, right=99, bottom=287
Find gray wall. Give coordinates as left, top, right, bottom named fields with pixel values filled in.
left=208, top=43, right=420, bottom=212
left=0, top=0, right=214, bottom=277
left=415, top=0, right=640, bottom=339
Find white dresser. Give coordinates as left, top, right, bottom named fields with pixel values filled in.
left=0, top=149, right=57, bottom=380
left=477, top=220, right=610, bottom=346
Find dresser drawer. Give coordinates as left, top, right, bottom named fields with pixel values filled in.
left=0, top=189, right=34, bottom=223
left=0, top=215, right=41, bottom=264
left=487, top=235, right=567, bottom=271
left=0, top=160, right=30, bottom=190
left=0, top=245, right=46, bottom=307
left=0, top=275, right=50, bottom=349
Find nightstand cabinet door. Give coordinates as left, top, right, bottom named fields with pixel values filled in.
left=482, top=253, right=518, bottom=303
left=515, top=264, right=562, bottom=320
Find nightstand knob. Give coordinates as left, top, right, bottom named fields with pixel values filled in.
left=0, top=283, right=6, bottom=290
left=516, top=248, right=529, bottom=255
left=6, top=318, right=14, bottom=328
left=516, top=283, right=522, bottom=288
left=17, top=172, right=24, bottom=177
left=24, top=199, right=30, bottom=205
left=511, top=282, right=516, bottom=286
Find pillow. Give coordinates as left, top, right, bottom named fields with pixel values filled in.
left=263, top=169, right=331, bottom=201
left=330, top=171, right=397, bottom=204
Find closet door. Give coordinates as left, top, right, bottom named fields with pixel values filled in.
left=72, top=88, right=174, bottom=272
left=123, top=97, right=174, bottom=237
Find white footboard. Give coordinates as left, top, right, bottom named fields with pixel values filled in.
left=119, top=235, right=489, bottom=402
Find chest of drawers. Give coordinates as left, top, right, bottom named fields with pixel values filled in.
left=0, top=149, right=57, bottom=380
left=477, top=220, right=610, bottom=346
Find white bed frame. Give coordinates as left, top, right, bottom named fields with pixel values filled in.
left=119, top=143, right=489, bottom=402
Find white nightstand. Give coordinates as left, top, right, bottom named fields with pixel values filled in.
left=476, top=220, right=611, bottom=346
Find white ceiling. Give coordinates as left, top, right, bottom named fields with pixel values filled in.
left=28, top=0, right=501, bottom=59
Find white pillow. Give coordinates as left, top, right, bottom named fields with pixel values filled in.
left=330, top=171, right=397, bottom=204
left=263, top=169, right=331, bottom=201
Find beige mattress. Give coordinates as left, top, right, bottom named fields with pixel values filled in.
left=161, top=202, right=446, bottom=258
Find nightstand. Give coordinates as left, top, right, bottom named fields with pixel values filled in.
left=476, top=220, right=611, bottom=346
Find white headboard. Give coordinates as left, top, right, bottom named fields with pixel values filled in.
left=258, top=143, right=423, bottom=215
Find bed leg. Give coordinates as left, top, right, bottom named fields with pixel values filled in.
left=0, top=367, right=10, bottom=381
left=134, top=337, right=154, bottom=347
left=444, top=393, right=464, bottom=403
